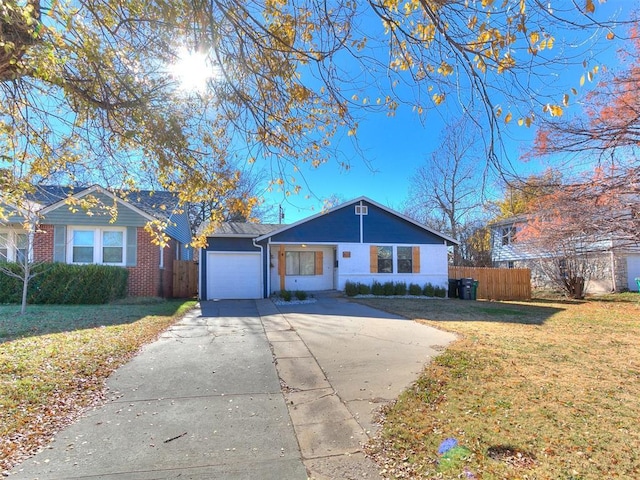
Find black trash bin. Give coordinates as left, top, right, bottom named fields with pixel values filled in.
left=448, top=279, right=459, bottom=298
left=460, top=278, right=474, bottom=300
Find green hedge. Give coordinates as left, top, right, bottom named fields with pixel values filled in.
left=0, top=263, right=128, bottom=304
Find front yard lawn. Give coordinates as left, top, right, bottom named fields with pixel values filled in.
left=0, top=300, right=195, bottom=473
left=356, top=294, right=640, bottom=480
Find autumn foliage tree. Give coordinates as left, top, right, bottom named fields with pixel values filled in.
left=516, top=166, right=639, bottom=298
left=533, top=23, right=640, bottom=156
left=0, top=0, right=632, bottom=244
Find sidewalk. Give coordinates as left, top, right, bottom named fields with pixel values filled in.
left=8, top=301, right=307, bottom=480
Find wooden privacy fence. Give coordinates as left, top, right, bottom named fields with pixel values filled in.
left=449, top=267, right=531, bottom=301
left=173, top=260, right=198, bottom=298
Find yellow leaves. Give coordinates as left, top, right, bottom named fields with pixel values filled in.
left=519, top=0, right=526, bottom=15
left=517, top=116, right=534, bottom=128
left=432, top=93, right=445, bottom=105
left=289, top=84, right=311, bottom=102
left=606, top=31, right=615, bottom=40
left=585, top=0, right=595, bottom=14
left=437, top=62, right=454, bottom=76
left=504, top=112, right=513, bottom=124
left=530, top=31, right=540, bottom=45
left=580, top=74, right=586, bottom=87
left=415, top=23, right=436, bottom=43
left=543, top=104, right=564, bottom=117
left=383, top=0, right=400, bottom=12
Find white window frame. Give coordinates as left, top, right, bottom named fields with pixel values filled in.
left=355, top=205, right=368, bottom=215
left=0, top=229, right=29, bottom=263
left=67, top=226, right=127, bottom=266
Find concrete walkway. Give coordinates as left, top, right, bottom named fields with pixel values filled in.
left=8, top=295, right=456, bottom=480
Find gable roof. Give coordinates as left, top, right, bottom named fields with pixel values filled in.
left=256, top=196, right=459, bottom=245
left=2, top=185, right=191, bottom=245
left=32, top=185, right=183, bottom=222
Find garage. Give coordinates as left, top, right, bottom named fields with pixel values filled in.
left=206, top=252, right=262, bottom=299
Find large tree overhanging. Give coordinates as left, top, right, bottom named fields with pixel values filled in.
left=0, top=0, right=631, bottom=237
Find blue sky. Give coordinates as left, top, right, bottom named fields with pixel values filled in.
left=251, top=2, right=630, bottom=224
left=259, top=112, right=548, bottom=224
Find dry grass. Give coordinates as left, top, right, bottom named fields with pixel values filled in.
left=0, top=300, right=195, bottom=473
left=356, top=294, right=640, bottom=480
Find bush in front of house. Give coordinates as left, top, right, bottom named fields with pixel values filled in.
left=434, top=286, right=447, bottom=298
left=279, top=289, right=292, bottom=301
left=294, top=290, right=308, bottom=301
left=371, top=281, right=385, bottom=296
left=423, top=283, right=435, bottom=297
left=409, top=283, right=422, bottom=296
left=357, top=283, right=371, bottom=295
left=394, top=281, right=407, bottom=296
left=345, top=281, right=358, bottom=297
left=0, top=263, right=128, bottom=304
left=383, top=281, right=395, bottom=296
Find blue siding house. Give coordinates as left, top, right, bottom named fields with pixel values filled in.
left=200, top=196, right=458, bottom=299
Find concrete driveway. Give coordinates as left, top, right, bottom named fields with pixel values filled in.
left=257, top=293, right=457, bottom=479
left=8, top=295, right=455, bottom=480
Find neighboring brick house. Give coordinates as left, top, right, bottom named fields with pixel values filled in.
left=1, top=185, right=192, bottom=297
left=490, top=216, right=640, bottom=293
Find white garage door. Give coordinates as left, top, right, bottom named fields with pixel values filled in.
left=627, top=255, right=640, bottom=291
left=206, top=252, right=262, bottom=299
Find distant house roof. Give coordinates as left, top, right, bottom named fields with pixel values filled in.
left=25, top=184, right=183, bottom=222
left=212, top=222, right=283, bottom=237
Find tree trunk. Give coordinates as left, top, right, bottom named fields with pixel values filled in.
left=20, top=263, right=29, bottom=315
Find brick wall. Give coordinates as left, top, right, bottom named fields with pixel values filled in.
left=126, top=229, right=176, bottom=297
left=31, top=225, right=176, bottom=298
left=33, top=224, right=54, bottom=262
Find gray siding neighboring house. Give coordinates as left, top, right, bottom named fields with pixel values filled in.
left=1, top=184, right=193, bottom=297
left=490, top=217, right=640, bottom=293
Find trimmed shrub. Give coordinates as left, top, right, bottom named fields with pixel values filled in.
left=423, top=283, right=435, bottom=297
left=294, top=290, right=308, bottom=301
left=434, top=286, right=447, bottom=298
left=394, top=281, right=407, bottom=296
left=357, top=283, right=371, bottom=295
left=280, top=289, right=292, bottom=301
left=371, top=281, right=385, bottom=296
left=0, top=262, right=128, bottom=304
left=345, top=281, right=358, bottom=297
left=409, top=283, right=422, bottom=296
left=383, top=281, right=395, bottom=296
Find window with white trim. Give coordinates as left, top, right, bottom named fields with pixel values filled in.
left=0, top=230, right=28, bottom=263
left=68, top=227, right=126, bottom=265
left=377, top=246, right=393, bottom=273
left=0, top=232, right=8, bottom=262
left=397, top=246, right=413, bottom=273
left=501, top=225, right=516, bottom=246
